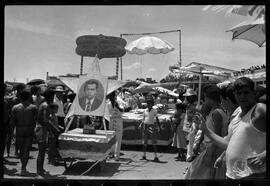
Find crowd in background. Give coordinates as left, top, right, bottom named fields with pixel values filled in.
left=233, top=64, right=266, bottom=76
left=1, top=76, right=266, bottom=179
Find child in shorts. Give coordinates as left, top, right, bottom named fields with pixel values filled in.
left=139, top=94, right=161, bottom=162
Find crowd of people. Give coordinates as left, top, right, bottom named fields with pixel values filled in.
left=180, top=77, right=266, bottom=179
left=1, top=76, right=266, bottom=180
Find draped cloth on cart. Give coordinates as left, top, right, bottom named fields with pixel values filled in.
left=59, top=128, right=116, bottom=160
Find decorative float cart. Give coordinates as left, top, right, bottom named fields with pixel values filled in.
left=58, top=34, right=127, bottom=175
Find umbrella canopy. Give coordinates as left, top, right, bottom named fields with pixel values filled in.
left=125, top=36, right=174, bottom=55
left=27, top=79, right=45, bottom=85
left=227, top=16, right=265, bottom=47
left=203, top=5, right=265, bottom=19
left=133, top=86, right=156, bottom=94
left=46, top=79, right=70, bottom=90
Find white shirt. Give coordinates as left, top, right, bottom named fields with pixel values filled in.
left=54, top=95, right=65, bottom=117
left=226, top=105, right=266, bottom=179
left=143, top=108, right=158, bottom=125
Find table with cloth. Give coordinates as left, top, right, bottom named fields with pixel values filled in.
left=59, top=128, right=116, bottom=160
left=121, top=109, right=175, bottom=146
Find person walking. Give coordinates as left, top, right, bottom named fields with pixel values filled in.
left=9, top=90, right=38, bottom=176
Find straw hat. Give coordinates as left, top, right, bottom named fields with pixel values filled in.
left=183, top=88, right=197, bottom=97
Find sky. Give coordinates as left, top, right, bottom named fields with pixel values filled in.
left=4, top=5, right=266, bottom=83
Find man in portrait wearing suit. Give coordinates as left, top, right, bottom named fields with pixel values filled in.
left=79, top=79, right=103, bottom=111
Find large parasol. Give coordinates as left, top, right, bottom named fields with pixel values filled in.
left=27, top=79, right=45, bottom=86
left=227, top=16, right=265, bottom=47
left=125, top=36, right=174, bottom=55
left=125, top=36, right=174, bottom=78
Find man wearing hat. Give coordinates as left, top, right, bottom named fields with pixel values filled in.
left=182, top=88, right=199, bottom=162
left=139, top=94, right=161, bottom=162
left=52, top=85, right=65, bottom=162
left=53, top=85, right=66, bottom=129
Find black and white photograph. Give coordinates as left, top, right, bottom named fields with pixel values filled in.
left=2, top=4, right=266, bottom=183
left=78, top=79, right=104, bottom=112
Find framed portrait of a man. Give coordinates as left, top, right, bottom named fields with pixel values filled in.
left=72, top=75, right=108, bottom=116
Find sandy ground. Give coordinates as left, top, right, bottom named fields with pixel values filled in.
left=3, top=143, right=190, bottom=180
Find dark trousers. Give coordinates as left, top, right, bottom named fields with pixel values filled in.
left=37, top=141, right=47, bottom=172
left=57, top=116, right=65, bottom=149
left=16, top=134, right=33, bottom=170
left=48, top=136, right=58, bottom=161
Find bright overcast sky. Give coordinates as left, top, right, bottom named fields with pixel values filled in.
left=4, top=5, right=266, bottom=83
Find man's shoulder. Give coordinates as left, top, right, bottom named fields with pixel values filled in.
left=253, top=103, right=266, bottom=117
left=29, top=104, right=38, bottom=109
left=151, top=107, right=158, bottom=113
left=39, top=102, right=48, bottom=109
left=255, top=102, right=266, bottom=110
left=12, top=103, right=22, bottom=110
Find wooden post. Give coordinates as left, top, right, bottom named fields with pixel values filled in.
left=198, top=71, right=202, bottom=107
left=116, top=57, right=119, bottom=80
left=120, top=34, right=123, bottom=80
left=80, top=56, right=84, bottom=75
left=179, top=30, right=181, bottom=67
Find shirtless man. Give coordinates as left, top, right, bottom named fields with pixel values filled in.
left=198, top=77, right=266, bottom=179
left=10, top=90, right=38, bottom=176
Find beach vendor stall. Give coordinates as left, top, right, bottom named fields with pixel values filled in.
left=121, top=109, right=175, bottom=146
left=121, top=83, right=177, bottom=146
left=58, top=35, right=127, bottom=175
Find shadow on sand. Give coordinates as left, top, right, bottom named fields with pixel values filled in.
left=121, top=144, right=180, bottom=154
left=62, top=161, right=121, bottom=177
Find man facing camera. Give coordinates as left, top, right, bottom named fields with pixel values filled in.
left=79, top=79, right=102, bottom=112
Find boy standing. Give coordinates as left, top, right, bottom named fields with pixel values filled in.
left=47, top=103, right=63, bottom=165
left=140, top=95, right=161, bottom=162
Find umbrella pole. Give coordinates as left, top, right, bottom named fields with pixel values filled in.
left=140, top=56, right=142, bottom=78
left=197, top=73, right=202, bottom=108
left=80, top=56, right=84, bottom=75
